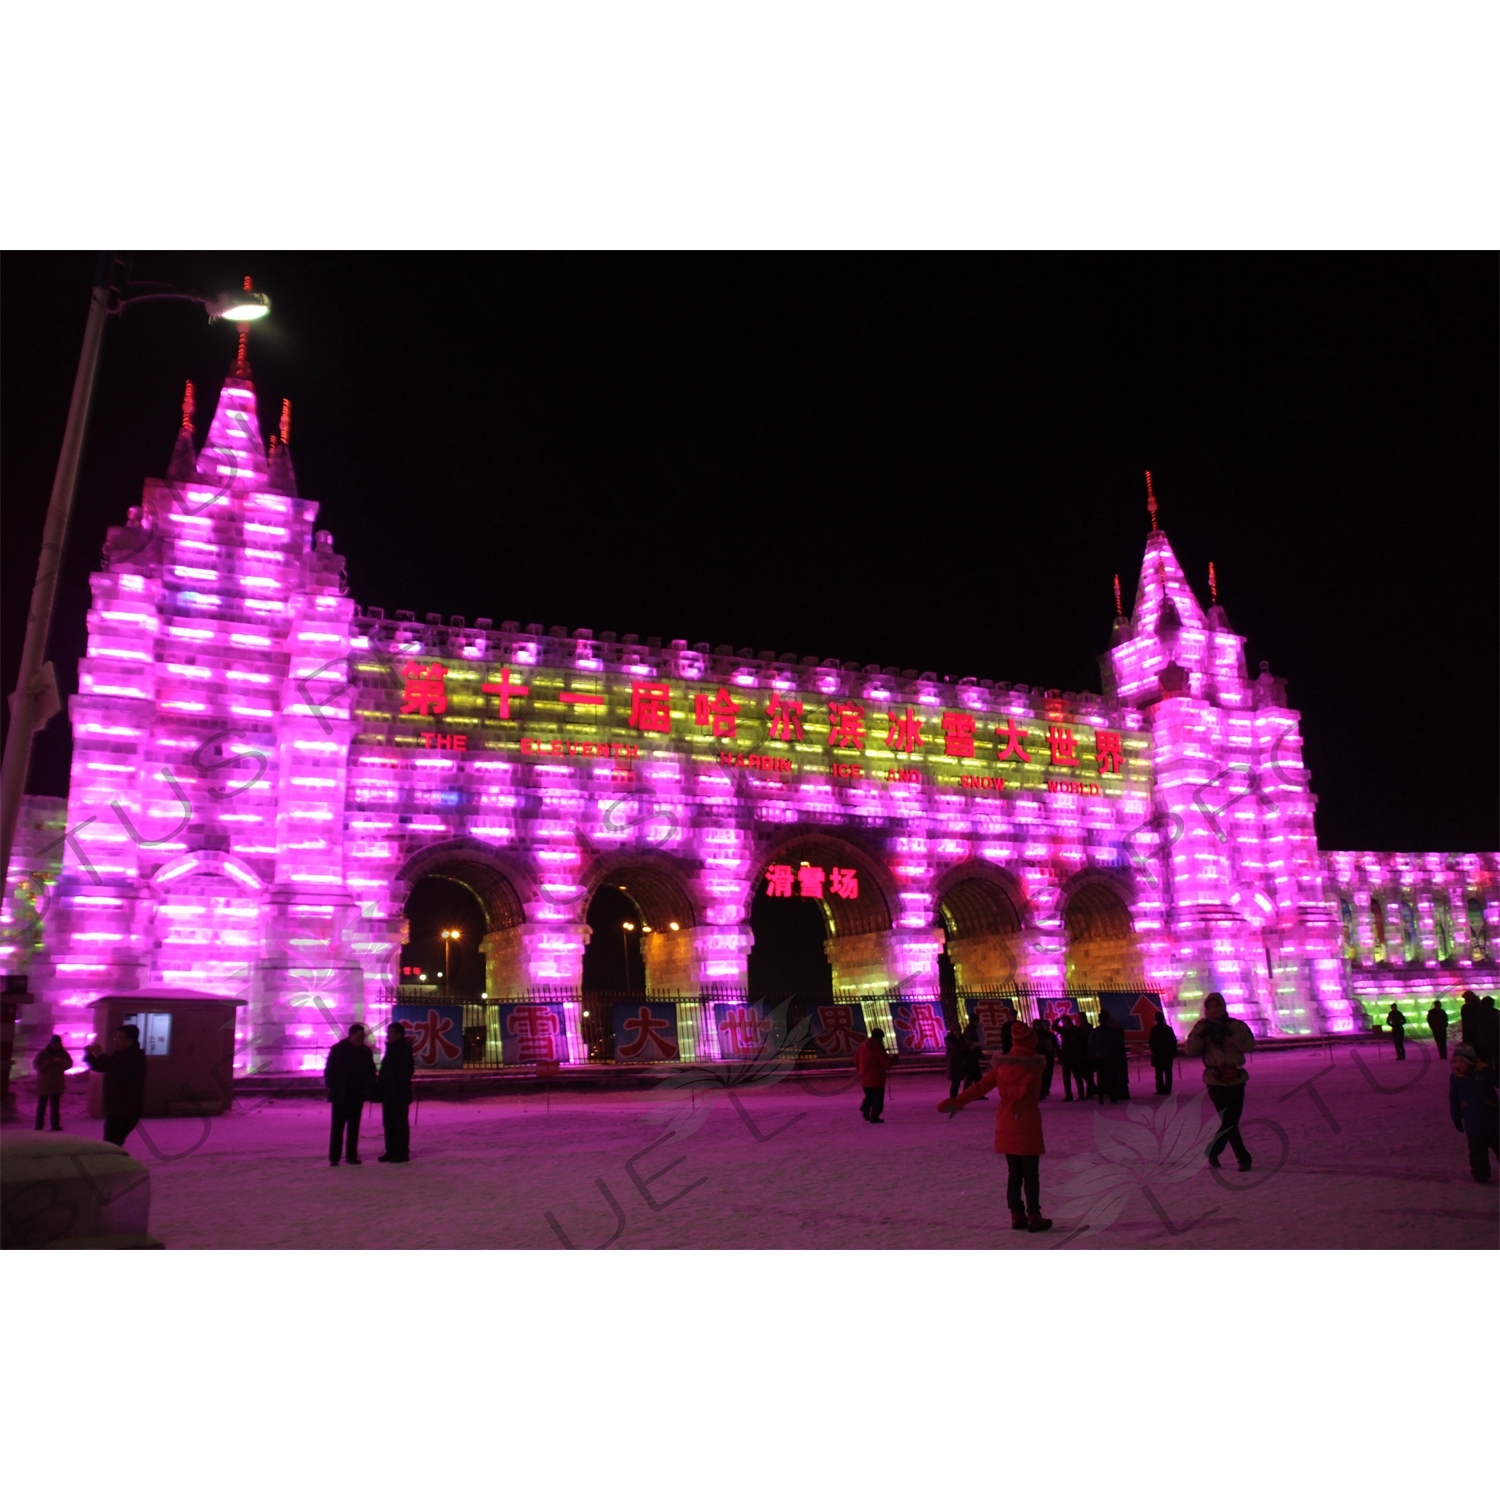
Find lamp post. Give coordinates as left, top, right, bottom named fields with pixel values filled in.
left=0, top=255, right=271, bottom=895
left=441, top=929, right=460, bottom=997
left=621, top=921, right=635, bottom=991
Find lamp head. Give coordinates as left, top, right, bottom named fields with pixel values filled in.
left=213, top=288, right=271, bottom=322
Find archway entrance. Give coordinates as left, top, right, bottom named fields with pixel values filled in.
left=936, top=870, right=1024, bottom=998
left=580, top=860, right=696, bottom=994
left=401, top=877, right=487, bottom=997
left=748, top=835, right=892, bottom=999
left=395, top=841, right=530, bottom=999
left=1063, top=879, right=1143, bottom=990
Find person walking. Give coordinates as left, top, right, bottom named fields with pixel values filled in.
left=1148, top=1011, right=1178, bottom=1095
left=938, top=1019, right=1052, bottom=1233
left=856, top=1027, right=896, bottom=1123
left=1032, top=1011, right=1057, bottom=1099
left=1426, top=1001, right=1450, bottom=1061
left=324, top=1023, right=377, bottom=1165
left=1184, top=993, right=1257, bottom=1171
left=1058, top=1016, right=1087, bottom=1101
left=1385, top=1003, right=1407, bottom=1061
left=1448, top=1045, right=1499, bottom=1184
left=84, top=1025, right=146, bottom=1148
left=377, top=1021, right=415, bottom=1163
left=944, top=1024, right=969, bottom=1103
left=32, top=1034, right=73, bottom=1131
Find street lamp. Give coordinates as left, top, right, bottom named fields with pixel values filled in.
left=440, top=929, right=461, bottom=997
left=621, top=921, right=635, bottom=991
left=0, top=256, right=273, bottom=890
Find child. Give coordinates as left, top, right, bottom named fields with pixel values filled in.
left=1449, top=1044, right=1499, bottom=1183
left=938, top=1019, right=1052, bottom=1232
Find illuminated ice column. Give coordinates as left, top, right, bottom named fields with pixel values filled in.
left=33, top=567, right=165, bottom=1038
left=253, top=587, right=361, bottom=1073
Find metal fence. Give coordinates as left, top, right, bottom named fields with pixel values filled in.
left=373, top=986, right=1162, bottom=1069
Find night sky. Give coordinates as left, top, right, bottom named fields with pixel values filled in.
left=3, top=252, right=1495, bottom=858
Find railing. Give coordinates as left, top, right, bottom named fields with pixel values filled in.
left=372, top=986, right=1163, bottom=1070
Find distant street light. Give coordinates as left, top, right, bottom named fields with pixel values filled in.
left=440, top=929, right=461, bottom=997
left=621, top=921, right=635, bottom=990
left=0, top=256, right=273, bottom=890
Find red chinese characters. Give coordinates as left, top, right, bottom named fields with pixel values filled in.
left=765, top=864, right=796, bottom=898
left=616, top=1005, right=680, bottom=1061
left=1047, top=724, right=1080, bottom=767
left=694, top=686, right=739, bottom=738
left=969, top=1000, right=1016, bottom=1049
left=941, top=711, right=976, bottom=759
left=399, top=662, right=448, bottom=716
left=628, top=681, right=672, bottom=734
left=812, top=1004, right=864, bottom=1056
left=717, top=1005, right=774, bottom=1059
left=404, top=1007, right=462, bottom=1066
left=764, top=864, right=859, bottom=900
left=827, top=701, right=866, bottom=751
left=797, top=865, right=825, bottom=898
left=481, top=666, right=529, bottom=719
left=996, top=717, right=1032, bottom=763
left=829, top=867, right=859, bottom=900
left=766, top=690, right=806, bottom=742
left=885, top=706, right=924, bottom=753
left=506, top=1006, right=563, bottom=1063
left=1095, top=729, right=1124, bottom=774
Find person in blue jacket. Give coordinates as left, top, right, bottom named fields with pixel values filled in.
left=1449, top=1044, right=1499, bottom=1183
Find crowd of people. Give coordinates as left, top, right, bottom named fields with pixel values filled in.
left=25, top=987, right=1500, bottom=1206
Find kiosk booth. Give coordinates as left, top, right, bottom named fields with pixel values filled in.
left=88, top=990, right=244, bottom=1118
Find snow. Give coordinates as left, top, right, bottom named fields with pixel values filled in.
left=7, top=1041, right=1495, bottom=1249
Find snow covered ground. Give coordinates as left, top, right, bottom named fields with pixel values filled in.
left=8, top=1041, right=1495, bottom=1249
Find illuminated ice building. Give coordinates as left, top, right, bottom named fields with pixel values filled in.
left=5, top=368, right=1497, bottom=1076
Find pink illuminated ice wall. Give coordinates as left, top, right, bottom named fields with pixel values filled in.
left=6, top=373, right=1494, bottom=1075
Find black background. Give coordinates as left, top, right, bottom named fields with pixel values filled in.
left=4, top=252, right=1495, bottom=858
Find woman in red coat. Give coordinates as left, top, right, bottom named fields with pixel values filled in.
left=938, top=1020, right=1052, bottom=1232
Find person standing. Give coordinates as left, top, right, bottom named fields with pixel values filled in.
left=1090, top=1012, right=1127, bottom=1102
left=1058, top=1016, right=1087, bottom=1101
left=377, top=1021, right=415, bottom=1163
left=324, top=1023, right=377, bottom=1165
left=938, top=1019, right=1052, bottom=1233
left=1031, top=1011, right=1057, bottom=1099
left=1386, top=1003, right=1407, bottom=1061
left=1448, top=1045, right=1499, bottom=1183
left=1148, top=1011, right=1178, bottom=1095
left=1074, top=1012, right=1097, bottom=1098
left=32, top=1034, right=73, bottom=1131
left=84, top=1025, right=146, bottom=1148
left=960, top=1017, right=984, bottom=1089
left=1184, top=993, right=1257, bottom=1171
left=944, top=1024, right=969, bottom=1103
left=1426, top=1001, right=1450, bottom=1061
left=1458, top=991, right=1481, bottom=1048
left=856, top=1027, right=896, bottom=1123
left=1477, top=997, right=1500, bottom=1072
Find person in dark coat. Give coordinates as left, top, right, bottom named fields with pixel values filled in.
left=1448, top=1045, right=1499, bottom=1183
left=1030, top=1011, right=1057, bottom=1098
left=377, top=1021, right=416, bottom=1162
left=1074, top=1013, right=1097, bottom=1098
left=84, top=1025, right=146, bottom=1147
left=960, top=1018, right=984, bottom=1088
left=324, top=1023, right=377, bottom=1165
left=944, top=1026, right=969, bottom=1102
left=32, top=1034, right=73, bottom=1131
left=1058, top=1016, right=1088, bottom=1101
left=1458, top=991, right=1481, bottom=1047
left=1477, top=997, right=1500, bottom=1072
left=1426, top=1001, right=1450, bottom=1060
left=1089, top=1012, right=1127, bottom=1102
left=1385, top=1003, right=1407, bottom=1061
left=1184, top=994, right=1257, bottom=1171
left=1148, top=1011, right=1178, bottom=1094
